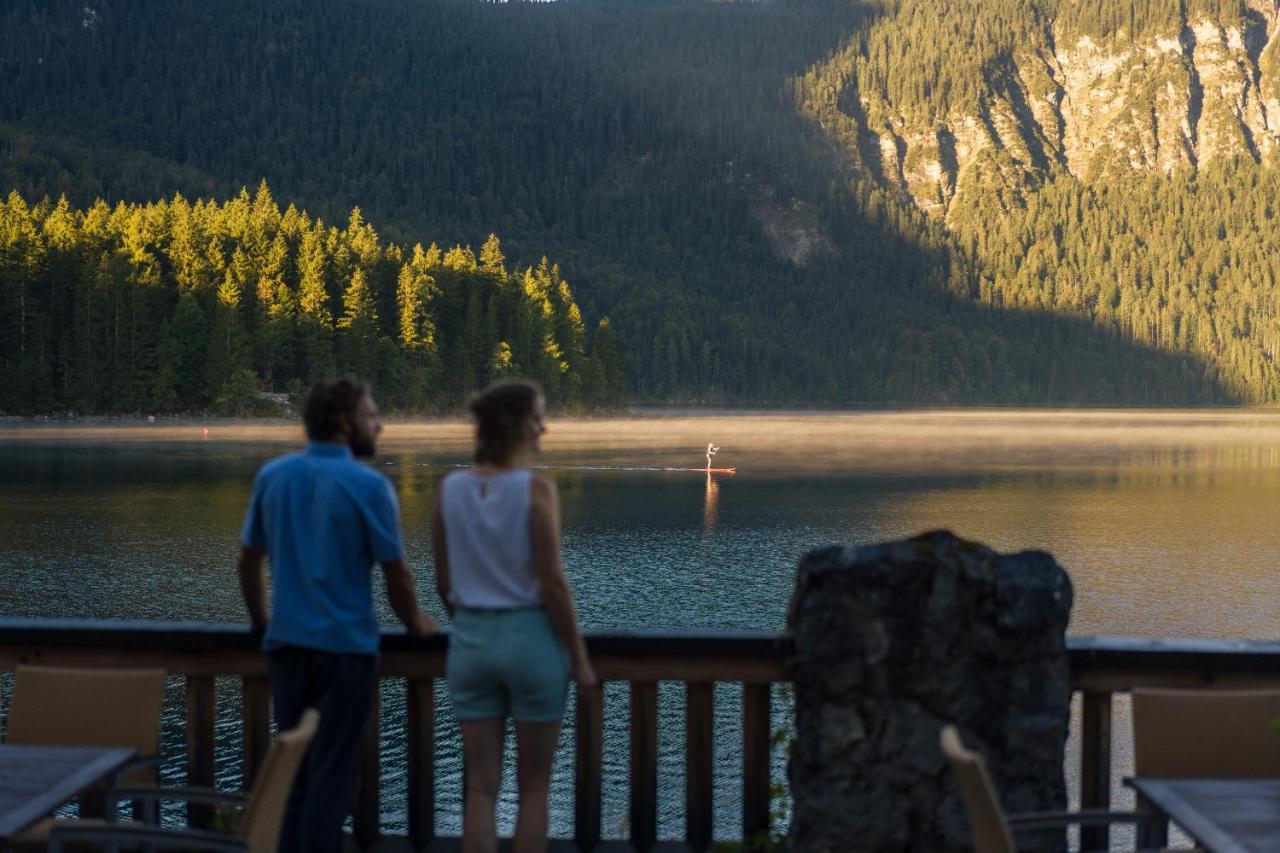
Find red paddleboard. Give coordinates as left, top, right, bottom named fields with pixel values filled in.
left=688, top=467, right=736, bottom=474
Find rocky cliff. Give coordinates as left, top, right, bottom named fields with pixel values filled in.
left=802, top=0, right=1280, bottom=222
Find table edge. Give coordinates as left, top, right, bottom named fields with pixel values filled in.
left=0, top=745, right=138, bottom=840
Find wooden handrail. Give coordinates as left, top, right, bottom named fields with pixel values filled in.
left=4, top=620, right=1280, bottom=850
left=0, top=619, right=791, bottom=851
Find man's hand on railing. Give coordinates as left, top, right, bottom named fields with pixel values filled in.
left=382, top=558, right=440, bottom=638
left=406, top=610, right=441, bottom=638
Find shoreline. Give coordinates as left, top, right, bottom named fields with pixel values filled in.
left=4, top=411, right=1280, bottom=477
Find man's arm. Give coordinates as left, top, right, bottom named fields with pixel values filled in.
left=382, top=558, right=440, bottom=637
left=236, top=545, right=269, bottom=631
left=365, top=477, right=438, bottom=637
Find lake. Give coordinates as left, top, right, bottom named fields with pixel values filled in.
left=3, top=410, right=1279, bottom=839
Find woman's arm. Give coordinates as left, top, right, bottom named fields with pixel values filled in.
left=530, top=475, right=596, bottom=686
left=431, top=490, right=456, bottom=618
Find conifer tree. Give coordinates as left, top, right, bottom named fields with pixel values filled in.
left=338, top=267, right=379, bottom=381
left=479, top=234, right=506, bottom=279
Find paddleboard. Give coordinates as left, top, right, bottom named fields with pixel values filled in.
left=688, top=467, right=736, bottom=474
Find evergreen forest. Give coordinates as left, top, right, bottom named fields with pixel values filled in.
left=0, top=186, right=625, bottom=414
left=1, top=0, right=1276, bottom=412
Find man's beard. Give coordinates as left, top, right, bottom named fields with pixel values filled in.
left=350, top=432, right=376, bottom=458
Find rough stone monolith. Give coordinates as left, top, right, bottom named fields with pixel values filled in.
left=787, top=530, right=1073, bottom=852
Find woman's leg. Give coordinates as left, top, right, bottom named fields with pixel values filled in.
left=513, top=720, right=563, bottom=853
left=460, top=718, right=505, bottom=853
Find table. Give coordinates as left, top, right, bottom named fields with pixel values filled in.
left=1126, top=778, right=1280, bottom=853
left=0, top=744, right=137, bottom=840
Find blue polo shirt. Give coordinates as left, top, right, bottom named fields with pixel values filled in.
left=241, top=442, right=404, bottom=655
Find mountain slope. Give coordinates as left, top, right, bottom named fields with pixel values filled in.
left=0, top=0, right=1260, bottom=407
left=801, top=0, right=1280, bottom=217
left=796, top=0, right=1280, bottom=402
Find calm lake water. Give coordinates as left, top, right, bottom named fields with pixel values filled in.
left=3, top=410, right=1279, bottom=839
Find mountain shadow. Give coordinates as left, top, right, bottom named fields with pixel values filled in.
left=0, top=0, right=1233, bottom=406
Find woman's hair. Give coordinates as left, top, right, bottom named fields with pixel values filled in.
left=469, top=379, right=543, bottom=464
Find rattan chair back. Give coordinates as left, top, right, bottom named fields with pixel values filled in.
left=1133, top=687, right=1280, bottom=778
left=238, top=708, right=319, bottom=853
left=6, top=664, right=166, bottom=784
left=940, top=725, right=1017, bottom=853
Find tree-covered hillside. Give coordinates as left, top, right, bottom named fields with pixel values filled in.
left=0, top=0, right=1271, bottom=410
left=0, top=185, right=626, bottom=414
left=796, top=0, right=1280, bottom=402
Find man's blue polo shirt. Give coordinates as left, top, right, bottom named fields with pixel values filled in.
left=241, top=441, right=404, bottom=656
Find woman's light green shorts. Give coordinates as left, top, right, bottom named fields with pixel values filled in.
left=446, top=607, right=570, bottom=722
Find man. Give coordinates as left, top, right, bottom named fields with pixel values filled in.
left=237, top=378, right=438, bottom=853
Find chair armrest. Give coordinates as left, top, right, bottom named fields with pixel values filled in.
left=107, top=753, right=164, bottom=785
left=1008, top=808, right=1163, bottom=831
left=107, top=785, right=249, bottom=807
left=48, top=823, right=247, bottom=852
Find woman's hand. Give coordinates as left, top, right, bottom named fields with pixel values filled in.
left=572, top=655, right=598, bottom=689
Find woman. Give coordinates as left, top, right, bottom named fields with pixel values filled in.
left=433, top=379, right=596, bottom=853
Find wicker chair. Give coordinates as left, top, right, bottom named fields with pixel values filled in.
left=5, top=665, right=167, bottom=840
left=6, top=664, right=167, bottom=783
left=1131, top=687, right=1280, bottom=847
left=48, top=707, right=319, bottom=852
left=941, top=725, right=1161, bottom=853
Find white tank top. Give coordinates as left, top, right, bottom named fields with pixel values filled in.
left=440, top=468, right=540, bottom=609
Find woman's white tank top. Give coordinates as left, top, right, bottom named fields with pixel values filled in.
left=440, top=468, right=540, bottom=609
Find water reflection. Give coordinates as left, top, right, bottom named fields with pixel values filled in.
left=702, top=471, right=720, bottom=538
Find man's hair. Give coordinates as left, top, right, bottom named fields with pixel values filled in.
left=469, top=379, right=542, bottom=464
left=304, top=379, right=370, bottom=441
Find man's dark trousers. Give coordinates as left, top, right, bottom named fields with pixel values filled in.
left=269, top=645, right=378, bottom=853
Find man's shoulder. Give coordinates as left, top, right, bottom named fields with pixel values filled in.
left=334, top=456, right=394, bottom=493
left=257, top=450, right=307, bottom=481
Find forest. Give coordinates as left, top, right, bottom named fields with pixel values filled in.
left=0, top=0, right=1274, bottom=411
left=0, top=185, right=625, bottom=414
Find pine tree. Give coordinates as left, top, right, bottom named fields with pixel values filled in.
left=338, top=267, right=379, bottom=381
left=479, top=233, right=506, bottom=279
left=590, top=316, right=627, bottom=407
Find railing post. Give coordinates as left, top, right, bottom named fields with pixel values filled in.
left=1080, top=690, right=1113, bottom=852
left=241, top=674, right=270, bottom=786
left=186, top=674, right=216, bottom=829
left=407, top=677, right=435, bottom=851
left=354, top=686, right=380, bottom=849
left=686, top=682, right=714, bottom=852
left=742, top=683, right=771, bottom=841
left=574, top=683, right=603, bottom=851
left=630, top=681, right=658, bottom=852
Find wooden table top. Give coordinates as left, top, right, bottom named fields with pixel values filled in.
left=0, top=744, right=137, bottom=839
left=1127, top=777, right=1280, bottom=853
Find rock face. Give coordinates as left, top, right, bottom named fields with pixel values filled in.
left=803, top=1, right=1280, bottom=220
left=787, top=530, right=1074, bottom=852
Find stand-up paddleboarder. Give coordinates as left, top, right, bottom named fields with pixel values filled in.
left=705, top=442, right=720, bottom=471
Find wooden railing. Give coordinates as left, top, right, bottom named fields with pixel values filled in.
left=3, top=621, right=1280, bottom=851
left=0, top=620, right=790, bottom=852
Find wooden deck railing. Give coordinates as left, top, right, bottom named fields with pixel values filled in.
left=3, top=621, right=1280, bottom=851
left=0, top=620, right=789, bottom=851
